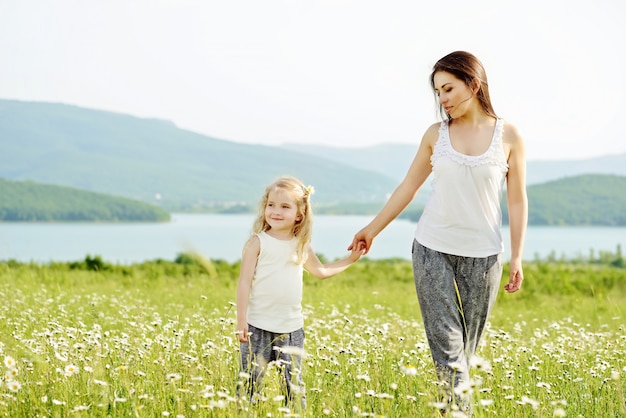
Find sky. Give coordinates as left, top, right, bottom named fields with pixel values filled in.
left=1, top=0, right=625, bottom=161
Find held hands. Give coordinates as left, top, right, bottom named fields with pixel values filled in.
left=504, top=260, right=524, bottom=293
left=348, top=228, right=374, bottom=255
left=348, top=241, right=367, bottom=262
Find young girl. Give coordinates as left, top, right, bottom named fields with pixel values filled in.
left=236, top=176, right=363, bottom=410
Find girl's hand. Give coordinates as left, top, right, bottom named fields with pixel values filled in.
left=349, top=243, right=366, bottom=262
left=236, top=322, right=249, bottom=343
left=349, top=228, right=374, bottom=255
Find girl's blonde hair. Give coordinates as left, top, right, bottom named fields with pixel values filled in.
left=252, top=176, right=314, bottom=264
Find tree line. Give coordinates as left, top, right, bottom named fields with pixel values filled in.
left=0, top=178, right=169, bottom=222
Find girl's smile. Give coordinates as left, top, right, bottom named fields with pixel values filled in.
left=264, top=188, right=302, bottom=238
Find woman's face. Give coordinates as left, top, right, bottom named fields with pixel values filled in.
left=433, top=71, right=475, bottom=118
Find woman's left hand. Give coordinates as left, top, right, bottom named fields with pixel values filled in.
left=504, top=260, right=523, bottom=293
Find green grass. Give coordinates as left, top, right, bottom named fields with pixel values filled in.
left=0, top=257, right=624, bottom=417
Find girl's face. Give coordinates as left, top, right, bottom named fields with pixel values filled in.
left=264, top=187, right=302, bottom=237
left=433, top=71, right=475, bottom=118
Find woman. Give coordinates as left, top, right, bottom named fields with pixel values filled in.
left=349, top=51, right=527, bottom=413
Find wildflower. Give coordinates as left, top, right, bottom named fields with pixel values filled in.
left=5, top=368, right=18, bottom=379
left=454, top=380, right=473, bottom=399
left=4, top=356, right=16, bottom=368
left=166, top=373, right=182, bottom=381
left=401, top=365, right=418, bottom=376
left=480, top=399, right=494, bottom=406
left=6, top=380, right=21, bottom=392
left=536, top=381, right=551, bottom=391
left=52, top=399, right=65, bottom=405
left=470, top=356, right=492, bottom=373
left=273, top=345, right=308, bottom=358
left=64, top=364, right=79, bottom=376
left=93, top=379, right=108, bottom=386
left=449, top=362, right=463, bottom=372
left=553, top=408, right=566, bottom=417
left=73, top=405, right=90, bottom=412
left=521, top=396, right=540, bottom=409
left=429, top=401, right=447, bottom=410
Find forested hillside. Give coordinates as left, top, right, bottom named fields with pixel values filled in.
left=0, top=178, right=170, bottom=222
left=523, top=174, right=626, bottom=226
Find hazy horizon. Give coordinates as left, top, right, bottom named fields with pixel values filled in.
left=2, top=0, right=625, bottom=161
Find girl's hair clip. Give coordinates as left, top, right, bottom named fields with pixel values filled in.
left=304, top=185, right=315, bottom=197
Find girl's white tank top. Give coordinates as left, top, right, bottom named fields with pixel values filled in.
left=247, top=231, right=304, bottom=333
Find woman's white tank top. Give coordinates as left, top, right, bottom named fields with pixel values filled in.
left=414, top=119, right=509, bottom=257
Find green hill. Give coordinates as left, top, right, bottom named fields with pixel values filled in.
left=0, top=99, right=397, bottom=210
left=522, top=174, right=626, bottom=226
left=0, top=178, right=170, bottom=222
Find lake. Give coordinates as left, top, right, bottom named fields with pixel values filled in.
left=1, top=214, right=624, bottom=264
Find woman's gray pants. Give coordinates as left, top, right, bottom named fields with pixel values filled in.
left=412, top=240, right=502, bottom=411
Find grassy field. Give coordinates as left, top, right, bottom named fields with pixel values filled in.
left=0, top=255, right=625, bottom=417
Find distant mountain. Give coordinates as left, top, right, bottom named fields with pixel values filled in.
left=0, top=99, right=397, bottom=210
left=0, top=178, right=169, bottom=222
left=284, top=143, right=417, bottom=184
left=4, top=98, right=625, bottom=215
left=522, top=174, right=626, bottom=226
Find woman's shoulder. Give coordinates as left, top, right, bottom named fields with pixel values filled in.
left=422, top=122, right=442, bottom=145
left=501, top=120, right=524, bottom=145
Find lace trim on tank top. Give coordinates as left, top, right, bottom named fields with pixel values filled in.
left=431, top=119, right=508, bottom=170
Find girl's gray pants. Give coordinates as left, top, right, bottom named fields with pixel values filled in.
left=239, top=324, right=306, bottom=410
